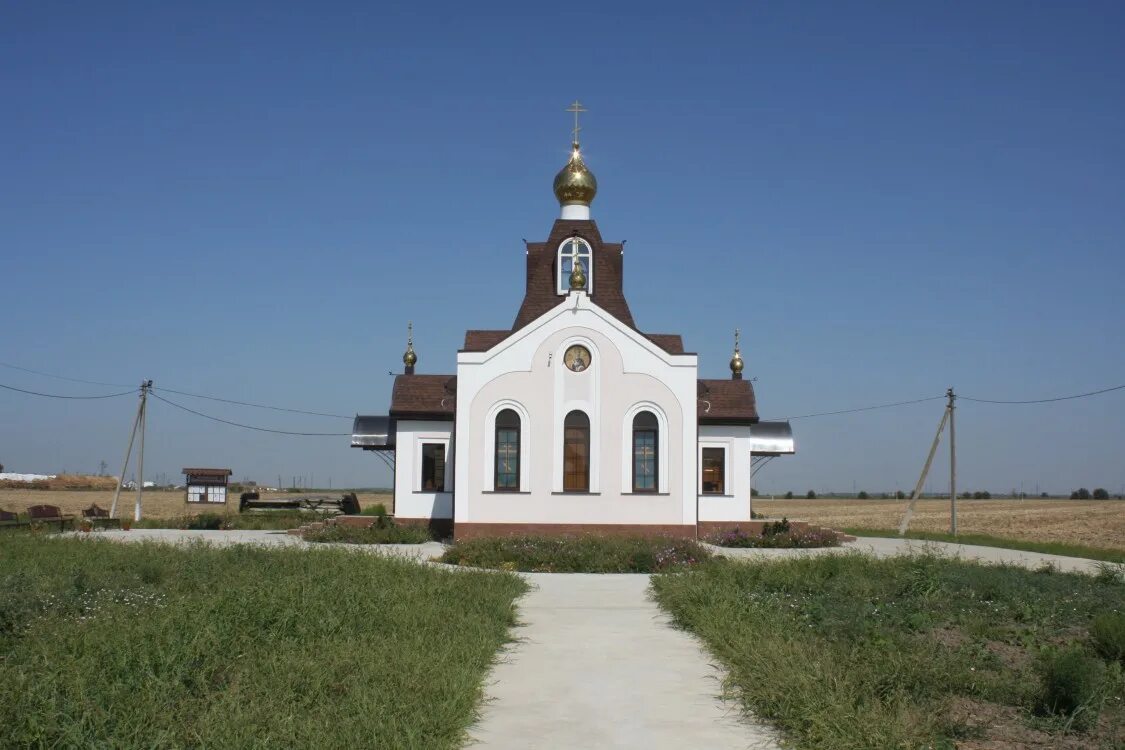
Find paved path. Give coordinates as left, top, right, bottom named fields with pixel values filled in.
left=711, top=535, right=1112, bottom=574
left=469, top=573, right=779, bottom=750
left=76, top=528, right=447, bottom=561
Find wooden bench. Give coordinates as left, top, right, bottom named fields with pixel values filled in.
left=82, top=503, right=121, bottom=529
left=27, top=504, right=76, bottom=532
left=0, top=508, right=29, bottom=530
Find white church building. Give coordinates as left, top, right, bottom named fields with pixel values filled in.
left=353, top=117, right=793, bottom=539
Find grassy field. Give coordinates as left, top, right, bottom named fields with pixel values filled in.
left=0, top=489, right=395, bottom=519
left=756, top=498, right=1125, bottom=551
left=653, top=554, right=1125, bottom=749
left=0, top=533, right=525, bottom=748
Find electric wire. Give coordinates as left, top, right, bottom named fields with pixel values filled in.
left=154, top=387, right=352, bottom=420
left=959, top=384, right=1125, bottom=404
left=0, top=382, right=138, bottom=400
left=0, top=361, right=134, bottom=388
left=149, top=392, right=351, bottom=436
left=766, top=395, right=946, bottom=421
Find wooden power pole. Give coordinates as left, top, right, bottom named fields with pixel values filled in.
left=110, top=380, right=152, bottom=520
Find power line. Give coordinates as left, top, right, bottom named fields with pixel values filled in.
left=149, top=392, right=351, bottom=436
left=959, top=383, right=1125, bottom=405
left=154, top=386, right=352, bottom=420
left=0, top=361, right=133, bottom=388
left=767, top=395, right=946, bottom=421
left=0, top=382, right=138, bottom=400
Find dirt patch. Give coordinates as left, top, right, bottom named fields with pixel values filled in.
left=948, top=697, right=1124, bottom=749
left=0, top=489, right=394, bottom=519
left=755, top=498, right=1125, bottom=551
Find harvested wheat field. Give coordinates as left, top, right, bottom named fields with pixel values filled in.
left=756, top=498, right=1125, bottom=551
left=0, top=489, right=394, bottom=519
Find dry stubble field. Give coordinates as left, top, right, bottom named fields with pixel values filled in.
left=756, top=498, right=1125, bottom=550
left=0, top=489, right=395, bottom=519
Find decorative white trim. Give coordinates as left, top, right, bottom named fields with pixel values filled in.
left=552, top=335, right=601, bottom=493
left=556, top=237, right=593, bottom=295
left=482, top=400, right=531, bottom=492
left=620, top=402, right=669, bottom=494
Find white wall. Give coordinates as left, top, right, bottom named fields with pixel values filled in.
left=394, top=419, right=453, bottom=519
left=697, top=424, right=753, bottom=522
left=454, top=291, right=698, bottom=526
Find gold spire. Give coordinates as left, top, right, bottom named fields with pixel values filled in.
left=730, top=328, right=744, bottom=379
left=553, top=101, right=597, bottom=207
left=402, top=322, right=417, bottom=373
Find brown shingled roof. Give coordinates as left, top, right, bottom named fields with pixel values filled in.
left=643, top=334, right=685, bottom=354
left=389, top=374, right=456, bottom=420
left=463, top=330, right=511, bottom=352
left=697, top=379, right=759, bottom=424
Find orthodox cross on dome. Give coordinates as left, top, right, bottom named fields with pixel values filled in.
left=566, top=100, right=587, bottom=146
left=730, top=328, right=745, bottom=380
left=402, top=321, right=417, bottom=375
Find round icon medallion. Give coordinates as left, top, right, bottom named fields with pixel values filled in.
left=564, top=345, right=592, bottom=372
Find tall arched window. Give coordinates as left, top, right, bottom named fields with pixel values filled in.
left=494, top=409, right=521, bottom=491
left=556, top=237, right=593, bottom=294
left=563, top=410, right=590, bottom=492
left=632, top=411, right=658, bottom=493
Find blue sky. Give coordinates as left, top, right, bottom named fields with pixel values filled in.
left=2, top=1, right=1122, bottom=494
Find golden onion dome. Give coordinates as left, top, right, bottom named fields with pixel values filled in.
left=403, top=346, right=417, bottom=367
left=553, top=142, right=598, bottom=206
left=730, top=350, right=744, bottom=375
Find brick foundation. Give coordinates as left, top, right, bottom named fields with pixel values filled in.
left=453, top=522, right=698, bottom=541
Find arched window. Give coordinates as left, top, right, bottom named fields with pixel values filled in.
left=557, top=237, right=593, bottom=294
left=494, top=409, right=521, bottom=491
left=632, top=411, right=658, bottom=493
left=563, top=410, right=590, bottom=492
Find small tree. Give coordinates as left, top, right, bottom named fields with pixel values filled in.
left=1093, top=488, right=1110, bottom=500
left=1071, top=488, right=1091, bottom=500
left=784, top=491, right=793, bottom=499
left=750, top=488, right=759, bottom=497
left=857, top=491, right=869, bottom=499
left=960, top=491, right=972, bottom=499
left=806, top=490, right=817, bottom=499
left=895, top=490, right=907, bottom=500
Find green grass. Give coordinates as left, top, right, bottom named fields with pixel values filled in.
left=845, top=527, right=1125, bottom=564
left=652, top=553, right=1125, bottom=748
left=0, top=533, right=526, bottom=748
left=303, top=523, right=434, bottom=544
left=440, top=534, right=712, bottom=573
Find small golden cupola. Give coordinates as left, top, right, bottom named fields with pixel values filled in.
left=402, top=321, right=417, bottom=375
left=730, top=328, right=744, bottom=380
left=553, top=100, right=597, bottom=220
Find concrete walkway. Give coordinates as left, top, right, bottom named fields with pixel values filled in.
left=74, top=527, right=447, bottom=561
left=469, top=573, right=779, bottom=750
left=711, top=535, right=1113, bottom=575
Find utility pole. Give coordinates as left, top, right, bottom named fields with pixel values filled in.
left=134, top=381, right=151, bottom=522
left=948, top=387, right=957, bottom=535
left=898, top=396, right=951, bottom=536
left=110, top=380, right=152, bottom=520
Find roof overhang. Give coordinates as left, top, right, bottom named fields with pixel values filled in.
left=749, top=421, right=795, bottom=456
left=351, top=415, right=395, bottom=450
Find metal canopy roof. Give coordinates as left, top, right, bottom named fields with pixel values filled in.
left=748, top=421, right=795, bottom=456
left=351, top=415, right=394, bottom=450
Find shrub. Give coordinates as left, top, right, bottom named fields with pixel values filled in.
left=360, top=502, right=389, bottom=517
left=1090, top=612, right=1125, bottom=664
left=763, top=518, right=791, bottom=536
left=784, top=491, right=793, bottom=499
left=439, top=535, right=712, bottom=573
left=185, top=513, right=224, bottom=530
left=972, top=491, right=992, bottom=500
left=750, top=488, right=759, bottom=497
left=1034, top=646, right=1106, bottom=730
left=709, top=526, right=841, bottom=549
left=959, top=491, right=972, bottom=499
left=1092, top=488, right=1109, bottom=500
left=806, top=490, right=817, bottom=499
left=895, top=490, right=907, bottom=500
left=857, top=491, right=869, bottom=499
left=304, top=524, right=432, bottom=545
left=1071, top=488, right=1091, bottom=500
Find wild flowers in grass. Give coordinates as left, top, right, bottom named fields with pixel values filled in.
left=440, top=534, right=712, bottom=573
left=708, top=518, right=842, bottom=549
left=303, top=523, right=433, bottom=545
